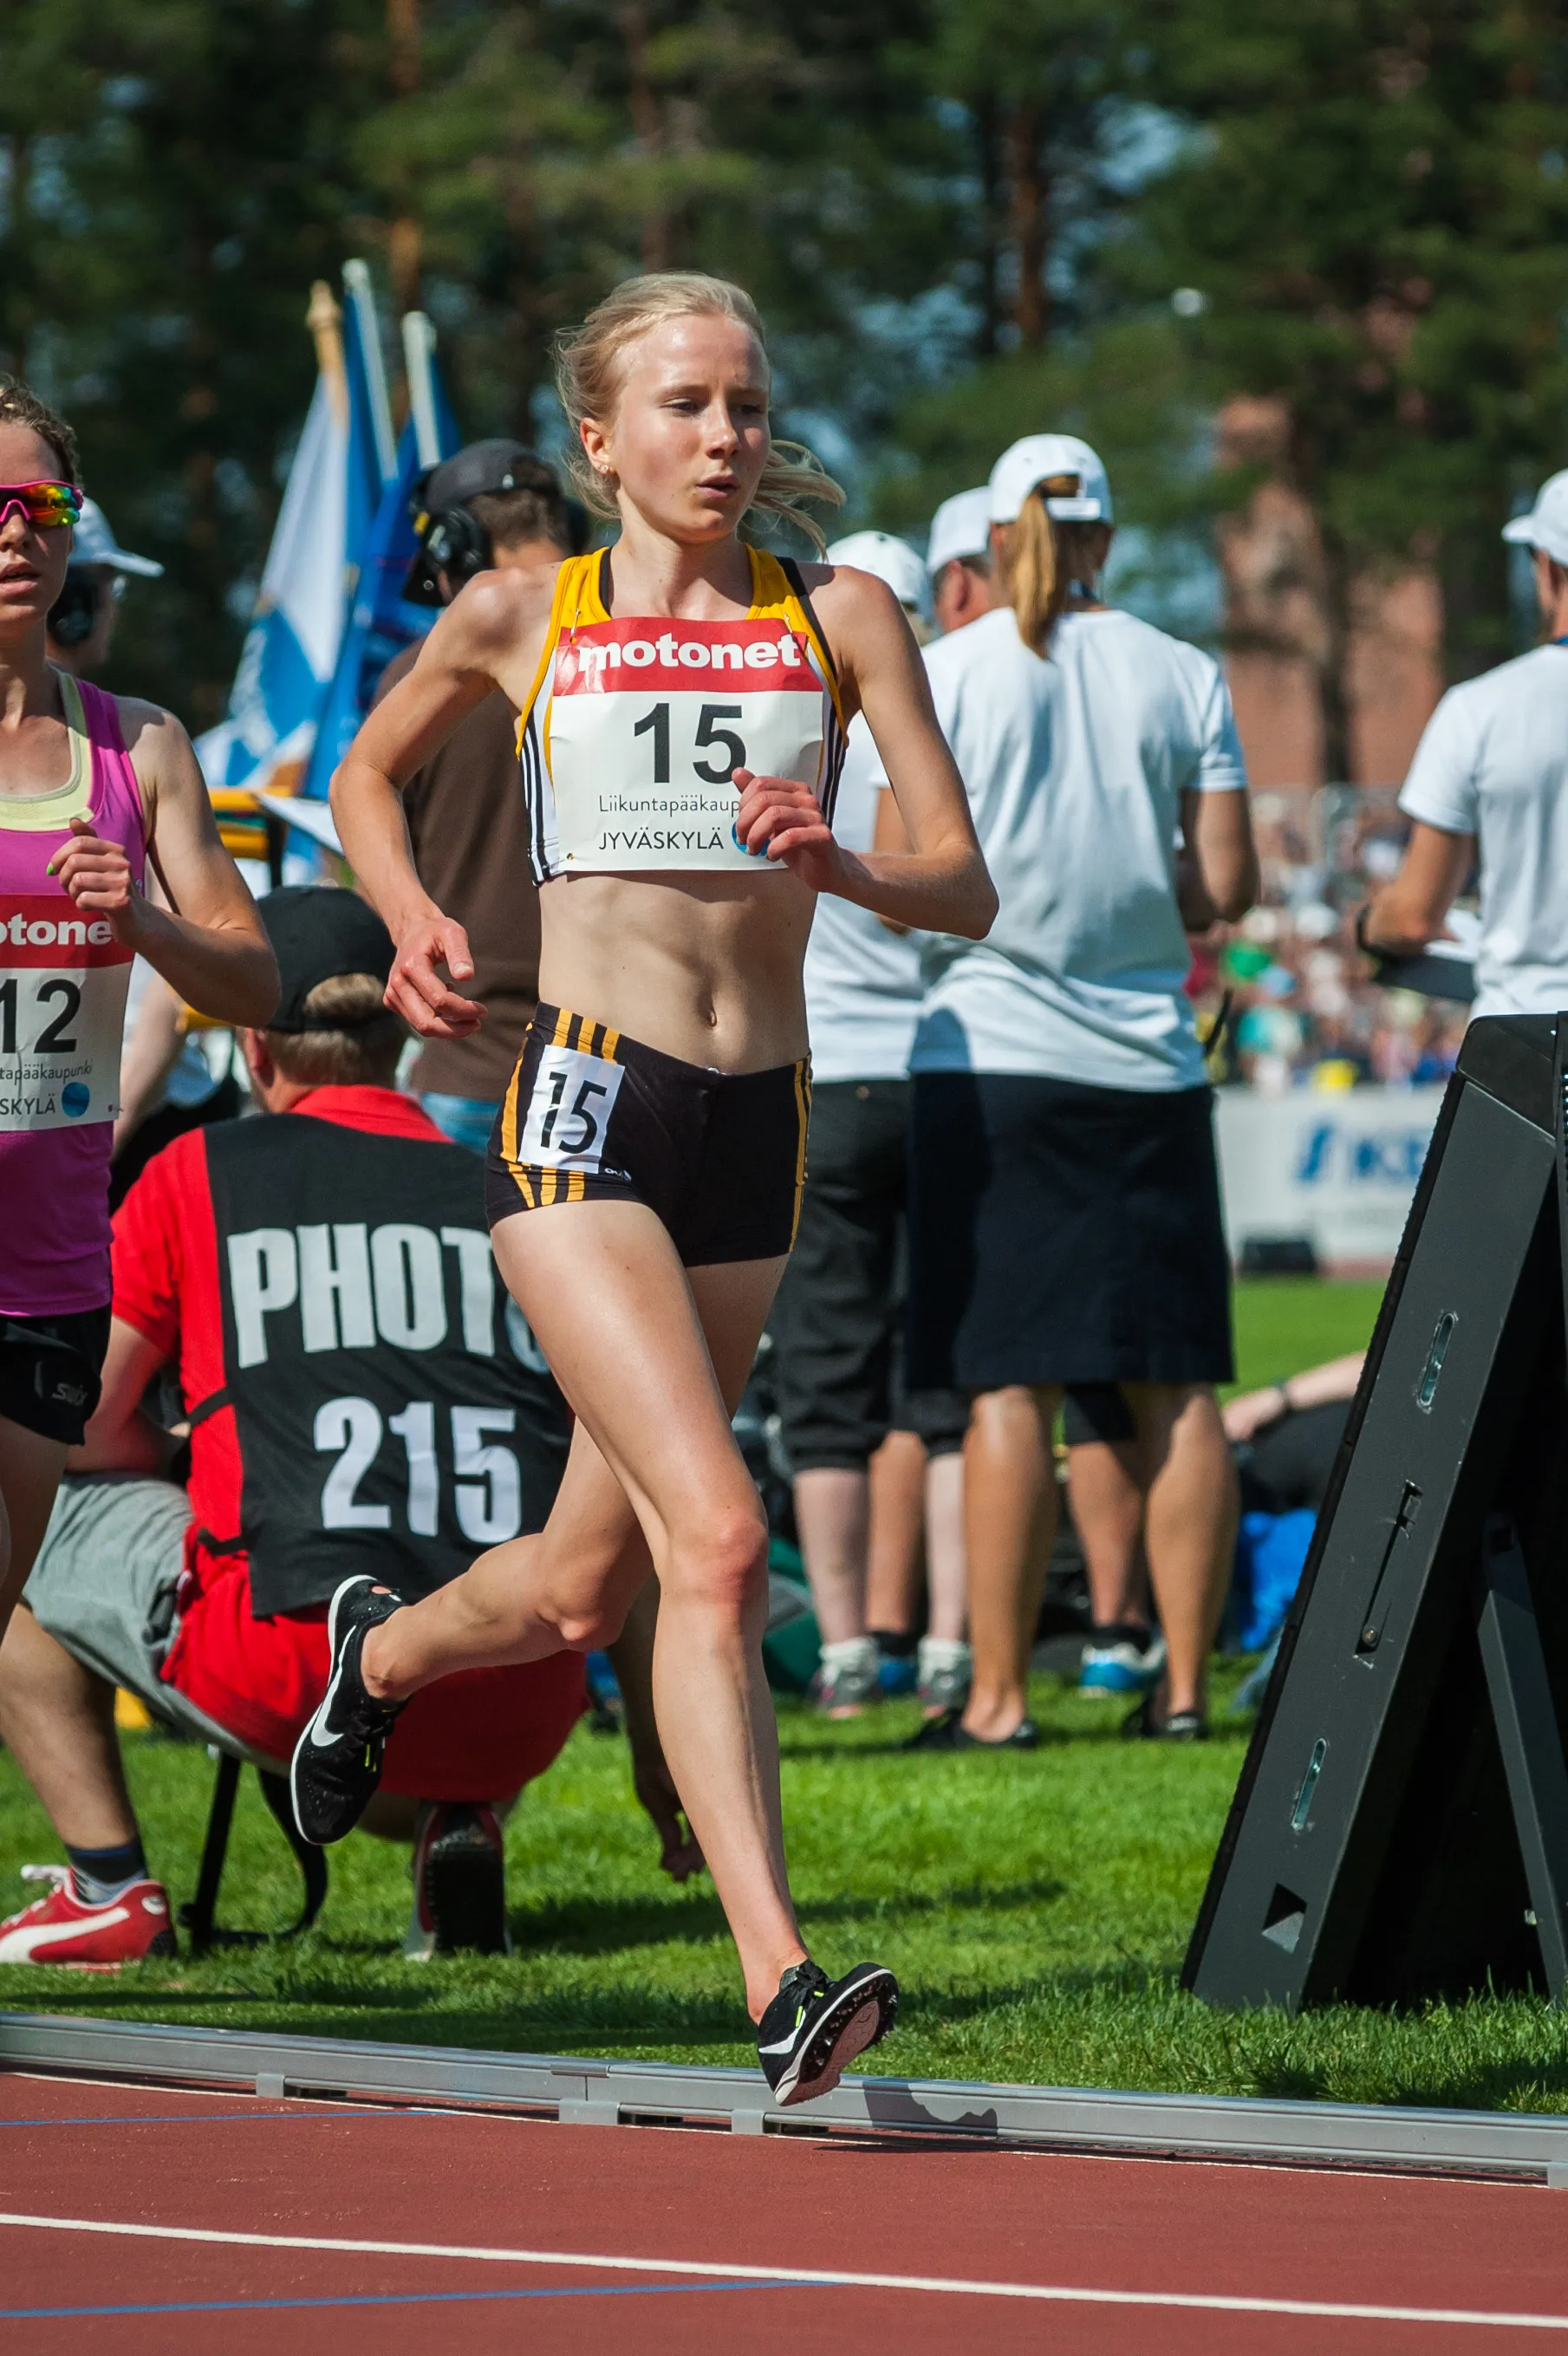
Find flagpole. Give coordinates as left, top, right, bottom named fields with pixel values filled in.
left=343, top=258, right=398, bottom=485
left=306, top=281, right=348, bottom=430
left=400, top=312, right=443, bottom=467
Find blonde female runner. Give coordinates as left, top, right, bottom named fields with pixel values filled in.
left=298, top=275, right=995, bottom=2105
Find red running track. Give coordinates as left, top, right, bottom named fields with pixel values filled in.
left=3, top=2068, right=1568, bottom=2352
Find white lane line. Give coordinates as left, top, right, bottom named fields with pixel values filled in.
left=0, top=2212, right=1561, bottom=2330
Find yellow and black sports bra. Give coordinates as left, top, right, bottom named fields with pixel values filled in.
left=516, top=545, right=848, bottom=881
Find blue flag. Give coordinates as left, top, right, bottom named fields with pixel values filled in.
left=196, top=264, right=391, bottom=805
left=300, top=334, right=461, bottom=804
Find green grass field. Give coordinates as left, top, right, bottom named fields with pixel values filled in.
left=15, top=1275, right=1566, bottom=2116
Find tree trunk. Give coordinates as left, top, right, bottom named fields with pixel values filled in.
left=620, top=1, right=672, bottom=272
left=3, top=135, right=30, bottom=379
left=973, top=93, right=1002, bottom=361
left=1316, top=520, right=1355, bottom=785
left=387, top=0, right=422, bottom=312
left=1005, top=99, right=1048, bottom=347
left=1440, top=511, right=1511, bottom=682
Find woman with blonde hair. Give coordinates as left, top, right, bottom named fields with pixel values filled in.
left=898, top=433, right=1259, bottom=1748
left=301, top=272, right=995, bottom=2105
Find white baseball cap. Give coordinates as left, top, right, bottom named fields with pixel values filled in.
left=72, top=497, right=163, bottom=578
left=1502, top=472, right=1568, bottom=568
left=988, top=433, right=1112, bottom=526
left=827, top=530, right=932, bottom=621
left=926, top=487, right=992, bottom=578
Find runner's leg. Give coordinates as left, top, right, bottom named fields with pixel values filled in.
left=363, top=1199, right=804, bottom=2014
left=0, top=1416, right=68, bottom=1647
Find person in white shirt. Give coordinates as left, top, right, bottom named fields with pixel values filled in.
left=927, top=488, right=995, bottom=637
left=771, top=530, right=972, bottom=1716
left=1362, top=470, right=1568, bottom=1011
left=899, top=433, right=1259, bottom=1746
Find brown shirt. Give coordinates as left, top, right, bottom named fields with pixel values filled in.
left=374, top=645, right=541, bottom=1100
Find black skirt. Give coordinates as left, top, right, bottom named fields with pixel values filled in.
left=906, top=1071, right=1233, bottom=1392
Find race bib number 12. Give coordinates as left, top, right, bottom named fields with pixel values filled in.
left=0, top=896, right=132, bottom=1132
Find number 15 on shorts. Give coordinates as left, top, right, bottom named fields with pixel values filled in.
left=518, top=1043, right=625, bottom=1170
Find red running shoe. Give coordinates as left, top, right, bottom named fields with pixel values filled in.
left=404, top=1804, right=510, bottom=1960
left=0, top=1865, right=176, bottom=1967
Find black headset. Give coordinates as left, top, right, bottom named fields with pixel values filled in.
left=404, top=494, right=491, bottom=607
left=405, top=459, right=591, bottom=608
left=424, top=503, right=491, bottom=588
left=48, top=565, right=104, bottom=649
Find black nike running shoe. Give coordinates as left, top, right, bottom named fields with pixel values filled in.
left=290, top=1577, right=407, bottom=1845
left=757, top=1960, right=899, bottom=2107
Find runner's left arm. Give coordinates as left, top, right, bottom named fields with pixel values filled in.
left=47, top=700, right=278, bottom=1026
left=731, top=568, right=996, bottom=939
left=68, top=1317, right=181, bottom=1477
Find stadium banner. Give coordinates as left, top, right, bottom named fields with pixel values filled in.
left=1215, top=1084, right=1443, bottom=1273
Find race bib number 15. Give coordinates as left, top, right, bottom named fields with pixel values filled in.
left=547, top=617, right=827, bottom=872
left=0, top=897, right=133, bottom=1133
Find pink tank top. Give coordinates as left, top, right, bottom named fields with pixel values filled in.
left=0, top=674, right=146, bottom=1317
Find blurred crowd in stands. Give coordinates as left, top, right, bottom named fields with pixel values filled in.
left=1193, top=787, right=1469, bottom=1094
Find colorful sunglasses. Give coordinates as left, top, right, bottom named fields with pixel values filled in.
left=0, top=481, right=83, bottom=531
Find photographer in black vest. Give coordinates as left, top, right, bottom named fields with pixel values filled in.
left=0, top=886, right=693, bottom=1968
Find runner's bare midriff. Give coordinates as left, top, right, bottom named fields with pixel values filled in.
left=537, top=864, right=816, bottom=1071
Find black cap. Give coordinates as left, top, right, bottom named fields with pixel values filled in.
left=417, top=439, right=544, bottom=517
left=257, top=886, right=395, bottom=1033
left=403, top=439, right=567, bottom=606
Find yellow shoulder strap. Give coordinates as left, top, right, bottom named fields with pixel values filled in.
left=515, top=552, right=604, bottom=752
left=749, top=547, right=846, bottom=732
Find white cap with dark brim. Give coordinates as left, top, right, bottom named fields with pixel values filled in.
left=827, top=530, right=932, bottom=622
left=988, top=433, right=1112, bottom=527
left=926, top=487, right=992, bottom=578
left=72, top=496, right=163, bottom=578
left=1502, top=470, right=1568, bottom=569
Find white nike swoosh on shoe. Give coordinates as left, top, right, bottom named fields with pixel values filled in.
left=0, top=1904, right=130, bottom=1958
left=307, top=1651, right=350, bottom=1747
left=758, top=2032, right=801, bottom=2055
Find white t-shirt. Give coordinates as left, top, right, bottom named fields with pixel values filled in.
left=1397, top=644, right=1568, bottom=1021
left=803, top=713, right=924, bottom=1082
left=909, top=606, right=1247, bottom=1090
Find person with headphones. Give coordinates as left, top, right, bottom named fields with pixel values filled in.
left=376, top=442, right=588, bottom=1152
left=45, top=498, right=164, bottom=680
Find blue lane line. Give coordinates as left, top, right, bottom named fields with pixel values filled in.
left=0, top=2113, right=310, bottom=2129
left=0, top=2111, right=430, bottom=2128
left=0, top=2281, right=815, bottom=2320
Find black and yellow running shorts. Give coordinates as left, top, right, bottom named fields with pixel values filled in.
left=485, top=1004, right=810, bottom=1266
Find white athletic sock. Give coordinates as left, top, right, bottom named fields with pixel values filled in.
left=918, top=1636, right=973, bottom=1680
left=818, top=1637, right=878, bottom=1676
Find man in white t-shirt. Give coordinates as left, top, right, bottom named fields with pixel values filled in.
left=770, top=529, right=974, bottom=1718
left=1362, top=470, right=1568, bottom=1012
left=927, top=488, right=995, bottom=637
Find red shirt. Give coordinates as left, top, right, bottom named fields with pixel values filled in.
left=111, top=1088, right=582, bottom=1793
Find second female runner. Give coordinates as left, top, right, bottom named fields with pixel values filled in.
left=301, top=273, right=995, bottom=2105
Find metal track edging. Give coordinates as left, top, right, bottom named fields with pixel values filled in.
left=5, top=2011, right=1568, bottom=2180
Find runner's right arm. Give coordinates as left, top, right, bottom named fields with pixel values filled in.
left=332, top=568, right=553, bottom=1040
